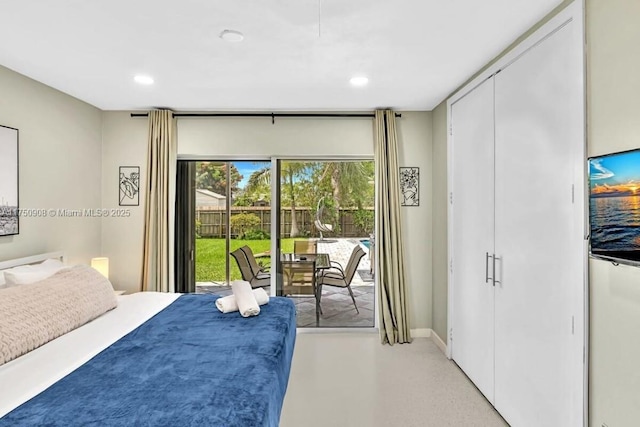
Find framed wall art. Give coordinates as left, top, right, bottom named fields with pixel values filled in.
left=0, top=125, right=19, bottom=236
left=399, top=166, right=419, bottom=207
left=119, top=166, right=140, bottom=206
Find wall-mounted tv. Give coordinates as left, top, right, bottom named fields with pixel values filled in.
left=589, top=148, right=640, bottom=265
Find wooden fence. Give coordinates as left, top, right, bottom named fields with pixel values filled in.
left=196, top=206, right=373, bottom=238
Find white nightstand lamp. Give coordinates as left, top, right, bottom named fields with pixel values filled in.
left=92, top=257, right=123, bottom=295
left=91, top=257, right=109, bottom=279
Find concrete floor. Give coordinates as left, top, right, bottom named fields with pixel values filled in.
left=281, top=334, right=508, bottom=427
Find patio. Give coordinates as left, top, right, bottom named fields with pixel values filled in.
left=196, top=238, right=375, bottom=327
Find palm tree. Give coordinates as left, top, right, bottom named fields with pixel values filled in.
left=319, top=162, right=370, bottom=210
left=245, top=162, right=307, bottom=237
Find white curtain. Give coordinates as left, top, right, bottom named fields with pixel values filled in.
left=374, top=110, right=412, bottom=345
left=141, top=110, right=177, bottom=292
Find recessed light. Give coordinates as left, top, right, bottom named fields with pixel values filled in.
left=134, top=75, right=154, bottom=85
left=350, top=76, right=369, bottom=87
left=220, top=29, right=244, bottom=42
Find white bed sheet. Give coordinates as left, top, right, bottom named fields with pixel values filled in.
left=0, top=291, right=181, bottom=417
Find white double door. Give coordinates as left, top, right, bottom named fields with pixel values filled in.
left=451, top=20, right=584, bottom=427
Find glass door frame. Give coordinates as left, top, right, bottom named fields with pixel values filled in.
left=178, top=155, right=272, bottom=287
left=178, top=153, right=378, bottom=330
left=269, top=155, right=378, bottom=331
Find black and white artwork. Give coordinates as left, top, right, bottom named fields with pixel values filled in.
left=0, top=125, right=19, bottom=236
left=119, top=166, right=140, bottom=206
left=399, top=167, right=419, bottom=207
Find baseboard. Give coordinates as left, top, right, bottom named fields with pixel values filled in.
left=430, top=330, right=448, bottom=355
left=410, top=328, right=431, bottom=338
left=410, top=328, right=448, bottom=355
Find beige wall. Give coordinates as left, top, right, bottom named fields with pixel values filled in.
left=178, top=115, right=375, bottom=157
left=587, top=0, right=640, bottom=425
left=396, top=112, right=433, bottom=330
left=102, top=112, right=435, bottom=329
left=100, top=112, right=148, bottom=293
left=0, top=65, right=102, bottom=265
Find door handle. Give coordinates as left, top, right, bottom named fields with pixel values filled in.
left=485, top=252, right=493, bottom=283
left=493, top=255, right=502, bottom=286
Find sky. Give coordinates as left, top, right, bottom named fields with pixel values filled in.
left=233, top=161, right=270, bottom=188
left=590, top=150, right=640, bottom=197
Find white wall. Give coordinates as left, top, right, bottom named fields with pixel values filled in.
left=431, top=102, right=448, bottom=342
left=0, top=65, right=102, bottom=265
left=587, top=0, right=640, bottom=424
left=101, top=111, right=434, bottom=329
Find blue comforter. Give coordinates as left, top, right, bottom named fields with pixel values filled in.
left=0, top=294, right=297, bottom=427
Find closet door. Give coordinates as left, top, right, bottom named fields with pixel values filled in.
left=450, top=77, right=496, bottom=403
left=493, top=21, right=584, bottom=427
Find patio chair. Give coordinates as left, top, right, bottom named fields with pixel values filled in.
left=230, top=247, right=270, bottom=289
left=289, top=241, right=317, bottom=295
left=294, top=240, right=317, bottom=254
left=317, top=245, right=366, bottom=313
left=240, top=245, right=270, bottom=277
left=281, top=261, right=317, bottom=296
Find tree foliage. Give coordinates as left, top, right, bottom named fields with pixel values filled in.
left=230, top=213, right=261, bottom=239
left=196, top=160, right=374, bottom=238
left=196, top=162, right=243, bottom=196
left=243, top=162, right=310, bottom=237
left=353, top=209, right=374, bottom=234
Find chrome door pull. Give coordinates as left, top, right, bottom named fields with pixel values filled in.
left=485, top=252, right=493, bottom=283
left=493, top=255, right=501, bottom=286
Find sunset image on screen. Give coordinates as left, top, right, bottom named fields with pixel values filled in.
left=590, top=150, right=640, bottom=262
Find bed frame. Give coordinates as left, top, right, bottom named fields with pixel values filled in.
left=0, top=251, right=66, bottom=270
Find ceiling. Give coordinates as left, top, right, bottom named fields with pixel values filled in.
left=0, top=0, right=563, bottom=111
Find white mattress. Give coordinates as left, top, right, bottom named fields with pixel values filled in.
left=0, top=292, right=181, bottom=417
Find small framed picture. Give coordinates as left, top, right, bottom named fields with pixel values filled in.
left=399, top=167, right=419, bottom=207
left=119, top=166, right=140, bottom=206
left=0, top=125, right=19, bottom=236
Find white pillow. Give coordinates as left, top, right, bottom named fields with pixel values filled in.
left=3, top=259, right=65, bottom=286
left=0, top=266, right=31, bottom=287
left=40, top=258, right=64, bottom=269
left=4, top=269, right=58, bottom=286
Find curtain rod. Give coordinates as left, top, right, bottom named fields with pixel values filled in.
left=130, top=112, right=402, bottom=121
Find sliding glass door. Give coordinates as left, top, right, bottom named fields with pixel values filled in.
left=176, top=157, right=376, bottom=328
left=181, top=160, right=272, bottom=294
left=274, top=159, right=375, bottom=328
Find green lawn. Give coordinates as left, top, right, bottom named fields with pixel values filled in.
left=196, top=238, right=295, bottom=282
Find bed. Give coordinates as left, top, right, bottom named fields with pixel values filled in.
left=0, top=254, right=296, bottom=427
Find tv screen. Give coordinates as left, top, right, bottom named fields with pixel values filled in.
left=589, top=149, right=640, bottom=264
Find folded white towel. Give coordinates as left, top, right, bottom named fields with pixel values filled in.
left=216, top=287, right=269, bottom=313
left=230, top=280, right=261, bottom=317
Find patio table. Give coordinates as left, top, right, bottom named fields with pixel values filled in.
left=280, top=253, right=331, bottom=326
